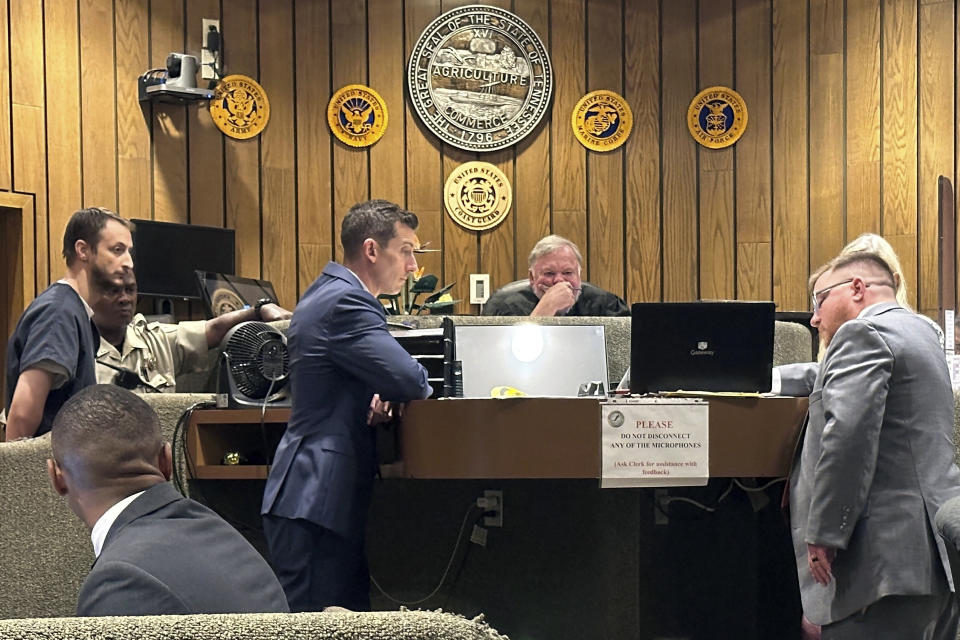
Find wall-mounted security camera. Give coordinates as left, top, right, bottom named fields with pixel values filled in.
left=138, top=53, right=214, bottom=104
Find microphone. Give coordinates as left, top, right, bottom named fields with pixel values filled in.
left=96, top=359, right=162, bottom=393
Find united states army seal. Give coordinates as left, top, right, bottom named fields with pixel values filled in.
left=327, top=84, right=388, bottom=147
left=687, top=86, right=748, bottom=149
left=209, top=74, right=270, bottom=140
left=571, top=90, right=633, bottom=152
left=407, top=5, right=553, bottom=152
left=444, top=161, right=512, bottom=231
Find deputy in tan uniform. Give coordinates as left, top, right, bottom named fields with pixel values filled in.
left=94, top=272, right=290, bottom=392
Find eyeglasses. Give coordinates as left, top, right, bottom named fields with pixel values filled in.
left=811, top=278, right=894, bottom=313
left=811, top=278, right=853, bottom=313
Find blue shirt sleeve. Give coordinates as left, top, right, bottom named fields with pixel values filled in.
left=16, top=299, right=82, bottom=381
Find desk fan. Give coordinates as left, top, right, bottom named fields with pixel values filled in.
left=217, top=321, right=291, bottom=409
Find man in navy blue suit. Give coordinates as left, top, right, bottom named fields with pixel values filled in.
left=261, top=199, right=432, bottom=612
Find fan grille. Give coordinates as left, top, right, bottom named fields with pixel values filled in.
left=223, top=322, right=290, bottom=399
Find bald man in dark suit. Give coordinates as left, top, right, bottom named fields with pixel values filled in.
left=48, top=385, right=288, bottom=616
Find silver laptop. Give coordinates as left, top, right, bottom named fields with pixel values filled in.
left=455, top=325, right=608, bottom=398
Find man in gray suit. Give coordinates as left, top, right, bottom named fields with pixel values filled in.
left=47, top=385, right=289, bottom=616
left=785, top=251, right=960, bottom=638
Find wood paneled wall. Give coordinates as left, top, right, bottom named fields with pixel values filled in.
left=3, top=0, right=958, bottom=317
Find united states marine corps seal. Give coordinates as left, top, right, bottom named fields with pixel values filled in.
left=327, top=84, right=388, bottom=147
left=444, top=161, right=512, bottom=231
left=408, top=5, right=553, bottom=152
left=687, top=86, right=748, bottom=149
left=571, top=90, right=633, bottom=152
left=209, top=74, right=270, bottom=140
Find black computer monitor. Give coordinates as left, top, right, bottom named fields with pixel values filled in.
left=131, top=219, right=235, bottom=299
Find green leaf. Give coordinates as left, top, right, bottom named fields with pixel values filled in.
left=410, top=274, right=439, bottom=293
left=423, top=282, right=455, bottom=303
left=422, top=299, right=461, bottom=315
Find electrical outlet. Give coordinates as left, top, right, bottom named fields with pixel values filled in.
left=201, top=18, right=220, bottom=80
left=482, top=489, right=502, bottom=527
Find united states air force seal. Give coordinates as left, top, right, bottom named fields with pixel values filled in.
left=572, top=90, right=633, bottom=152
left=444, top=161, right=512, bottom=231
left=209, top=74, right=270, bottom=140
left=327, top=84, right=388, bottom=147
left=408, top=5, right=553, bottom=152
left=687, top=86, right=748, bottom=149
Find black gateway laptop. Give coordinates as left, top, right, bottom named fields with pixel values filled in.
left=630, top=301, right=776, bottom=394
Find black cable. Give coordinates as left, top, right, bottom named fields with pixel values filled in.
left=208, top=25, right=222, bottom=80
left=97, top=358, right=163, bottom=393
left=170, top=401, right=216, bottom=496
left=370, top=502, right=483, bottom=606
left=260, top=378, right=276, bottom=466
left=733, top=477, right=786, bottom=492
left=171, top=400, right=262, bottom=534
left=653, top=480, right=737, bottom=522
left=439, top=522, right=479, bottom=611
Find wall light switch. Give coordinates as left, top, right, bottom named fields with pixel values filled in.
left=469, top=274, right=490, bottom=305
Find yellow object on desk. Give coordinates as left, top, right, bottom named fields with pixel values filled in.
left=490, top=386, right=527, bottom=398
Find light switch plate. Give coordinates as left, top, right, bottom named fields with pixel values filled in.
left=469, top=274, right=490, bottom=304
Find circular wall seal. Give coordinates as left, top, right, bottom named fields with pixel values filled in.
left=607, top=410, right=625, bottom=428
left=327, top=84, right=388, bottom=147
left=407, top=5, right=553, bottom=152
left=444, top=161, right=512, bottom=231
left=209, top=74, right=271, bottom=139
left=687, top=86, right=748, bottom=149
left=211, top=288, right=244, bottom=315
left=571, top=90, right=633, bottom=152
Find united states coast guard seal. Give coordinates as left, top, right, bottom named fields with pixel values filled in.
left=327, top=84, right=388, bottom=147
left=209, top=74, right=270, bottom=140
left=687, top=86, right=748, bottom=149
left=571, top=90, right=633, bottom=152
left=444, top=161, right=512, bottom=231
left=407, top=5, right=553, bottom=152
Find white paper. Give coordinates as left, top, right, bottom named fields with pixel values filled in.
left=949, top=354, right=960, bottom=390
left=945, top=309, right=955, bottom=355
left=600, top=397, right=709, bottom=488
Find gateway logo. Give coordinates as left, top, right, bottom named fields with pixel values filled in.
left=690, top=341, right=715, bottom=356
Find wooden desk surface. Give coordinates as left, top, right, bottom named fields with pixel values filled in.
left=400, top=396, right=807, bottom=479
left=185, top=397, right=807, bottom=480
